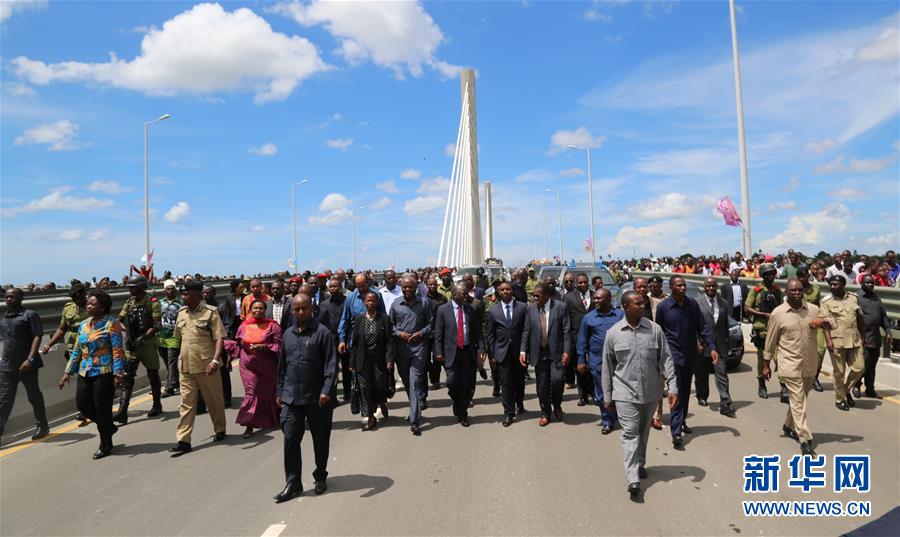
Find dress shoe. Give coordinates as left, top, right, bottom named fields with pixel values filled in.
left=865, top=390, right=882, bottom=399
left=112, top=411, right=128, bottom=424
left=682, top=423, right=693, bottom=434
left=362, top=417, right=377, bottom=431
left=812, top=378, right=824, bottom=392
left=274, top=483, right=302, bottom=503
left=478, top=368, right=488, bottom=380
left=168, top=442, right=192, bottom=456
left=697, top=398, right=708, bottom=407
left=577, top=398, right=587, bottom=407
left=553, top=408, right=564, bottom=421
left=502, top=415, right=513, bottom=427
left=846, top=393, right=855, bottom=408
left=720, top=404, right=736, bottom=417
left=31, top=426, right=49, bottom=441
left=147, top=404, right=163, bottom=418
left=492, top=386, right=501, bottom=398
left=835, top=401, right=850, bottom=411
left=651, top=418, right=662, bottom=430
left=800, top=441, right=816, bottom=457
left=628, top=482, right=641, bottom=498
left=516, top=404, right=526, bottom=415
left=782, top=425, right=799, bottom=441
left=214, top=431, right=226, bottom=442
left=601, top=425, right=612, bottom=435
left=757, top=378, right=768, bottom=399
left=779, top=386, right=789, bottom=404
left=75, top=412, right=88, bottom=422
left=538, top=416, right=550, bottom=427
left=459, top=417, right=470, bottom=427
left=411, top=424, right=421, bottom=436
left=314, top=481, right=327, bottom=495
left=421, top=398, right=428, bottom=410
left=638, top=467, right=648, bottom=479
left=565, top=383, right=575, bottom=390
left=92, top=447, right=111, bottom=460
left=851, top=387, right=861, bottom=399
left=672, top=435, right=683, bottom=448
left=161, top=390, right=175, bottom=399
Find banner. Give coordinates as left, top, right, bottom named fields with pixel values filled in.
left=716, top=196, right=744, bottom=227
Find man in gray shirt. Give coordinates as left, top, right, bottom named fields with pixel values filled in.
left=389, top=276, right=433, bottom=436
left=602, top=290, right=677, bottom=500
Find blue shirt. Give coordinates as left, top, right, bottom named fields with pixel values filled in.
left=654, top=296, right=716, bottom=366
left=337, top=288, right=385, bottom=345
left=576, top=308, right=624, bottom=368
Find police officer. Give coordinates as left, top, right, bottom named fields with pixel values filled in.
left=169, top=281, right=227, bottom=456
left=40, top=283, right=90, bottom=422
left=820, top=275, right=866, bottom=411
left=744, top=263, right=786, bottom=401
left=116, top=275, right=163, bottom=423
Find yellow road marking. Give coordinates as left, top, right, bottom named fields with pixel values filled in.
left=0, top=393, right=154, bottom=459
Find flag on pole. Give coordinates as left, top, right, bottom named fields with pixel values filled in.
left=716, top=196, right=744, bottom=227
left=140, top=248, right=154, bottom=265
left=584, top=238, right=593, bottom=252
left=287, top=257, right=296, bottom=271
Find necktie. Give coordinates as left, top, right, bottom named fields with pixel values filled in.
left=456, top=306, right=465, bottom=348
left=539, top=306, right=548, bottom=348
left=506, top=304, right=512, bottom=322
left=582, top=293, right=589, bottom=309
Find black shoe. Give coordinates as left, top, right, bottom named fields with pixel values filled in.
left=161, top=390, right=175, bottom=399
left=601, top=425, right=612, bottom=435
left=577, top=398, right=587, bottom=407
left=112, top=411, right=128, bottom=424
left=835, top=401, right=849, bottom=411
left=638, top=467, right=648, bottom=479
left=851, top=387, right=861, bottom=399
left=502, top=415, right=513, bottom=427
left=274, top=483, right=302, bottom=503
left=800, top=441, right=817, bottom=458
left=812, top=378, right=824, bottom=392
left=411, top=424, right=421, bottom=436
left=758, top=387, right=767, bottom=399
left=779, top=387, right=789, bottom=404
left=516, top=404, right=525, bottom=415
left=672, top=435, right=683, bottom=448
left=431, top=382, right=441, bottom=390
left=697, top=398, right=708, bottom=407
left=720, top=404, right=736, bottom=417
left=682, top=423, right=693, bottom=434
left=75, top=413, right=88, bottom=422
left=147, top=404, right=163, bottom=418
left=846, top=393, right=855, bottom=408
left=314, top=481, right=327, bottom=495
left=782, top=425, right=799, bottom=441
left=168, top=442, right=191, bottom=456
left=459, top=417, right=470, bottom=427
left=492, top=387, right=501, bottom=398
left=421, top=398, right=428, bottom=410
left=865, top=390, right=882, bottom=399
left=478, top=368, right=488, bottom=380
left=31, top=426, right=49, bottom=441
left=214, top=432, right=226, bottom=442
left=628, top=482, right=641, bottom=498
left=92, top=447, right=111, bottom=460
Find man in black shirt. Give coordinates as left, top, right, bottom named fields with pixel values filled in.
left=854, top=275, right=892, bottom=399
left=274, top=294, right=337, bottom=502
left=0, top=288, right=48, bottom=442
left=317, top=278, right=349, bottom=402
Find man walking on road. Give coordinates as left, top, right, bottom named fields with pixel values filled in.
left=389, top=276, right=432, bottom=436
left=434, top=284, right=481, bottom=427
left=602, top=291, right=677, bottom=500
left=0, top=288, right=48, bottom=442
left=577, top=288, right=623, bottom=434
left=820, top=275, right=866, bottom=411
left=520, top=283, right=571, bottom=426
left=745, top=263, right=785, bottom=401
left=485, top=281, right=527, bottom=427
left=696, top=278, right=735, bottom=416
left=855, top=275, right=892, bottom=399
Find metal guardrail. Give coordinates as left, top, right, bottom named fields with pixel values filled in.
left=632, top=271, right=900, bottom=343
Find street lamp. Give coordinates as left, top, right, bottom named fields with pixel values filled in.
left=352, top=206, right=365, bottom=270
left=144, top=113, right=170, bottom=265
left=545, top=188, right=563, bottom=262
left=568, top=144, right=596, bottom=263
left=291, top=179, right=309, bottom=273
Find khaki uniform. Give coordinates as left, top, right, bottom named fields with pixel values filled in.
left=437, top=282, right=454, bottom=301
left=819, top=294, right=865, bottom=404
left=119, top=295, right=161, bottom=370
left=746, top=284, right=783, bottom=377
left=174, top=304, right=226, bottom=443
left=524, top=277, right=539, bottom=302
left=60, top=301, right=89, bottom=355
left=802, top=285, right=826, bottom=373
left=764, top=302, right=820, bottom=443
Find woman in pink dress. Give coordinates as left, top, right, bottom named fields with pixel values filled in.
left=225, top=299, right=283, bottom=438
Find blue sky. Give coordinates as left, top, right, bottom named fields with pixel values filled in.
left=2, top=0, right=898, bottom=284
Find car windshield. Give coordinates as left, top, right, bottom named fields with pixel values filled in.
left=455, top=267, right=480, bottom=277
left=538, top=266, right=564, bottom=280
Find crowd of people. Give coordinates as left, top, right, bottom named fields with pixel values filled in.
left=0, top=247, right=896, bottom=502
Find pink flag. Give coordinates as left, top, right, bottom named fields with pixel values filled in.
left=716, top=196, right=744, bottom=227
left=584, top=238, right=593, bottom=252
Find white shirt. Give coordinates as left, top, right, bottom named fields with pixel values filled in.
left=729, top=261, right=747, bottom=272
left=451, top=301, right=469, bottom=345
left=380, top=285, right=402, bottom=315
left=731, top=282, right=743, bottom=307
left=825, top=265, right=844, bottom=279
left=707, top=295, right=720, bottom=323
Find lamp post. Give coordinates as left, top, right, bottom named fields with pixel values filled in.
left=729, top=0, right=753, bottom=256
left=291, top=179, right=309, bottom=273
left=568, top=144, right=596, bottom=263
left=546, top=188, right=563, bottom=262
left=143, top=113, right=170, bottom=264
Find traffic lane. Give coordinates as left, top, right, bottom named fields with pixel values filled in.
left=1, top=362, right=897, bottom=536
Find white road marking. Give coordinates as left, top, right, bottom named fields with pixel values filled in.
left=261, top=524, right=286, bottom=537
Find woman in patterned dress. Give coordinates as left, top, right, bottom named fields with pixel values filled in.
left=350, top=291, right=393, bottom=431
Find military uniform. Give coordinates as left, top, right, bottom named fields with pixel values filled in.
left=746, top=283, right=783, bottom=377
left=802, top=285, right=827, bottom=381
left=116, top=293, right=162, bottom=421
left=437, top=281, right=454, bottom=301
left=60, top=301, right=89, bottom=358
left=819, top=293, right=865, bottom=405
left=524, top=276, right=539, bottom=302
left=174, top=303, right=227, bottom=444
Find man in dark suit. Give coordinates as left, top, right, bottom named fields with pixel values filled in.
left=511, top=270, right=528, bottom=304
left=520, top=283, right=571, bottom=426
left=485, top=281, right=527, bottom=426
left=696, top=278, right=735, bottom=416
left=719, top=268, right=748, bottom=322
left=434, top=284, right=482, bottom=427
left=317, top=278, right=349, bottom=402
left=563, top=272, right=593, bottom=406
left=266, top=279, right=293, bottom=330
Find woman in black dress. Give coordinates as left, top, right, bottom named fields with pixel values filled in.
left=350, top=291, right=393, bottom=431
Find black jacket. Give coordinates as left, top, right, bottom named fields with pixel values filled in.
left=349, top=312, right=393, bottom=371
left=485, top=300, right=527, bottom=363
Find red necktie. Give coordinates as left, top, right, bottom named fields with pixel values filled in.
left=456, top=306, right=465, bottom=348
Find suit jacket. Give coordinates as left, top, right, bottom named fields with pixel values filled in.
left=434, top=301, right=482, bottom=369
left=485, top=299, right=527, bottom=364
left=511, top=282, right=528, bottom=304
left=349, top=312, right=393, bottom=371
left=697, top=294, right=731, bottom=357
left=521, top=298, right=571, bottom=366
left=220, top=295, right=239, bottom=339
left=265, top=296, right=293, bottom=330
left=563, top=291, right=590, bottom=347
left=719, top=280, right=749, bottom=319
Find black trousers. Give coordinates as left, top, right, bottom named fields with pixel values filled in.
left=564, top=355, right=576, bottom=385
left=76, top=373, right=116, bottom=449
left=0, top=368, right=48, bottom=437
left=857, top=347, right=881, bottom=392
left=534, top=355, right=564, bottom=417
left=428, top=351, right=442, bottom=386
left=497, top=356, right=525, bottom=417
left=445, top=346, right=476, bottom=419
left=338, top=350, right=352, bottom=400
left=576, top=367, right=594, bottom=401
left=281, top=402, right=334, bottom=486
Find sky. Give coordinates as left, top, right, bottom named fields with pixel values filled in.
left=1, top=0, right=898, bottom=284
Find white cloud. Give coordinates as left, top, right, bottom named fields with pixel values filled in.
left=272, top=0, right=460, bottom=79
left=828, top=187, right=866, bottom=200
left=12, top=3, right=330, bottom=104
left=39, top=228, right=109, bottom=242
left=88, top=180, right=131, bottom=194
left=768, top=201, right=797, bottom=211
left=400, top=168, right=421, bottom=180
left=164, top=201, right=190, bottom=223
left=88, top=228, right=110, bottom=241
left=325, top=138, right=353, bottom=150
left=417, top=177, right=450, bottom=194
left=331, top=112, right=343, bottom=121
left=1, top=187, right=113, bottom=217
left=1, top=0, right=46, bottom=22
left=633, top=148, right=734, bottom=177
left=583, top=8, right=612, bottom=23
left=815, top=154, right=896, bottom=174
left=515, top=169, right=555, bottom=183
left=153, top=176, right=174, bottom=185
left=760, top=203, right=851, bottom=252
left=865, top=231, right=898, bottom=249
left=628, top=192, right=693, bottom=220
left=369, top=196, right=392, bottom=210
left=804, top=138, right=838, bottom=154
left=444, top=143, right=456, bottom=157
left=319, top=193, right=349, bottom=212
left=251, top=224, right=265, bottom=232
left=609, top=221, right=692, bottom=256
left=404, top=195, right=445, bottom=215
left=376, top=179, right=399, bottom=193
left=855, top=25, right=899, bottom=63
left=6, top=82, right=36, bottom=97
left=309, top=192, right=352, bottom=225
left=548, top=127, right=606, bottom=155
left=14, top=119, right=80, bottom=151
left=248, top=142, right=278, bottom=156
left=784, top=176, right=801, bottom=193
left=560, top=167, right=585, bottom=177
